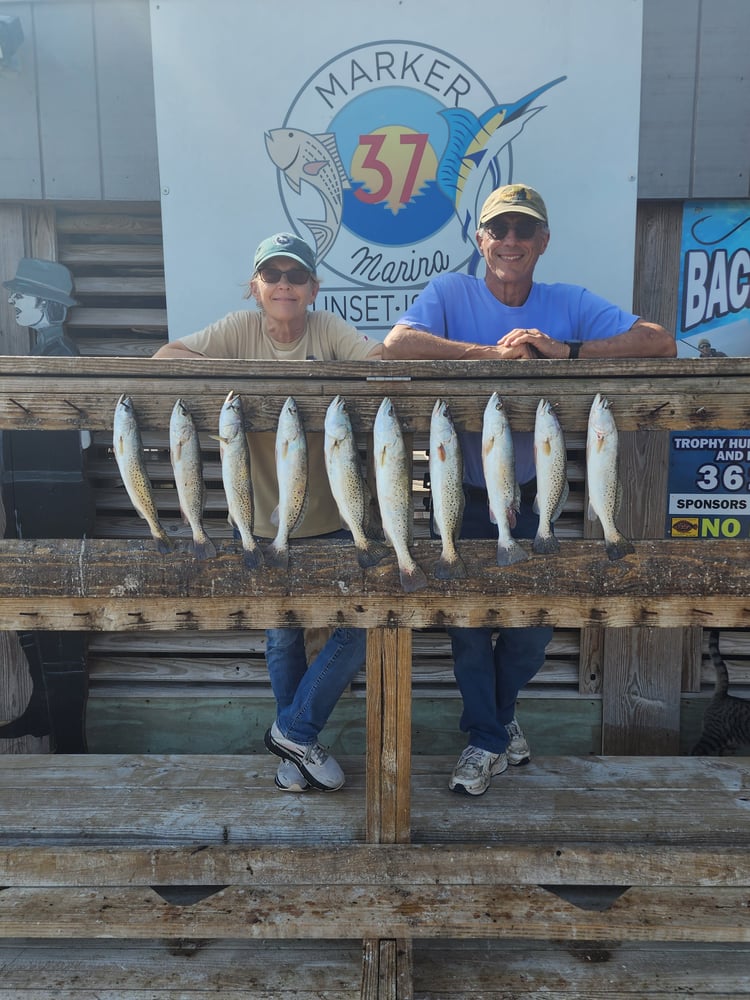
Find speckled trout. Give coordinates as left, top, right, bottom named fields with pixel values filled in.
left=482, top=391, right=528, bottom=566
left=266, top=396, right=308, bottom=570
left=169, top=398, right=216, bottom=560
left=373, top=397, right=428, bottom=593
left=218, top=390, right=263, bottom=570
left=112, top=394, right=171, bottom=553
left=532, top=398, right=569, bottom=555
left=586, top=393, right=634, bottom=561
left=324, top=394, right=389, bottom=569
left=429, top=398, right=466, bottom=579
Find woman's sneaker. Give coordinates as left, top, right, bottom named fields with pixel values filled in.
left=449, top=745, right=508, bottom=796
left=264, top=722, right=345, bottom=791
left=505, top=716, right=531, bottom=765
left=274, top=760, right=310, bottom=792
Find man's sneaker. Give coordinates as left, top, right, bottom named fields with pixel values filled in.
left=274, top=759, right=310, bottom=792
left=505, top=716, right=531, bottom=766
left=264, top=722, right=345, bottom=791
left=449, top=745, right=508, bottom=796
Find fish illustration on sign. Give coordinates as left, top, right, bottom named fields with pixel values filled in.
left=265, top=127, right=351, bottom=265
left=437, top=76, right=566, bottom=241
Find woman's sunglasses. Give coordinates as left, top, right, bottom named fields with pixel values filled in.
left=257, top=267, right=311, bottom=285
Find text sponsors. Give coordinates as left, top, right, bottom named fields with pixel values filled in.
left=667, top=431, right=750, bottom=538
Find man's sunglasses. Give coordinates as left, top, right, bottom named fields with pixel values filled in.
left=482, top=217, right=542, bottom=241
left=257, top=267, right=311, bottom=285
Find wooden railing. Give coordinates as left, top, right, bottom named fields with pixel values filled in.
left=1, top=355, right=749, bottom=998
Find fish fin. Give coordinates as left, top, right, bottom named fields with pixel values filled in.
left=496, top=539, right=529, bottom=567
left=550, top=481, right=570, bottom=523
left=301, top=217, right=335, bottom=261
left=614, top=479, right=623, bottom=519
left=532, top=531, right=560, bottom=556
left=193, top=536, right=217, bottom=561
left=242, top=544, right=264, bottom=571
left=605, top=533, right=635, bottom=562
left=302, top=159, right=327, bottom=176
left=434, top=553, right=468, bottom=581
left=264, top=540, right=289, bottom=570
left=284, top=174, right=301, bottom=195
left=356, top=539, right=390, bottom=569
left=399, top=562, right=429, bottom=593
left=316, top=133, right=351, bottom=188
left=587, top=500, right=598, bottom=522
left=154, top=530, right=172, bottom=554
left=269, top=505, right=280, bottom=527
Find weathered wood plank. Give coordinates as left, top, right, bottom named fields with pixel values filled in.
left=0, top=538, right=747, bottom=630
left=0, top=883, right=746, bottom=942
left=1, top=842, right=749, bottom=888
left=0, top=357, right=749, bottom=432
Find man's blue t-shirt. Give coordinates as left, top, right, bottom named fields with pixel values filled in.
left=400, top=273, right=638, bottom=484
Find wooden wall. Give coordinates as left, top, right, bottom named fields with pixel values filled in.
left=1, top=199, right=746, bottom=759
left=1, top=0, right=749, bottom=202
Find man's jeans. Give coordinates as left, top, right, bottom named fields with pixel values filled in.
left=434, top=486, right=553, bottom=755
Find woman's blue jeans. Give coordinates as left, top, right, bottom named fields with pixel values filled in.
left=434, top=487, right=553, bottom=755
left=265, top=624, right=365, bottom=744
left=261, top=529, right=365, bottom=745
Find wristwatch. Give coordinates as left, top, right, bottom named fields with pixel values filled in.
left=565, top=340, right=583, bottom=359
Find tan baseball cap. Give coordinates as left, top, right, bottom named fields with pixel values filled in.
left=478, top=184, right=548, bottom=226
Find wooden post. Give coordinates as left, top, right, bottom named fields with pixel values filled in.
left=0, top=205, right=51, bottom=754
left=362, top=625, right=413, bottom=998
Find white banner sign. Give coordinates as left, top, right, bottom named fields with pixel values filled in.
left=150, top=0, right=643, bottom=339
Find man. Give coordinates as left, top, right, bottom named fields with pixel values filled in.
left=154, top=232, right=384, bottom=793
left=697, top=338, right=727, bottom=358
left=383, top=183, right=675, bottom=796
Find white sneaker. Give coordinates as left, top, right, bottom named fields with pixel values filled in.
left=505, top=716, right=531, bottom=766
left=274, top=759, right=310, bottom=792
left=264, top=722, right=345, bottom=791
left=449, top=745, right=508, bottom=796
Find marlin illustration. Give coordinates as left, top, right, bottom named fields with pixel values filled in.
left=265, top=127, right=351, bottom=264
left=437, top=76, right=567, bottom=241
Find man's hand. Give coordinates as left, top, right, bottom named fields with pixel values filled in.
left=496, top=327, right=569, bottom=358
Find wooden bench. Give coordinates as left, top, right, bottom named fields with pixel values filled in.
left=1, top=356, right=750, bottom=997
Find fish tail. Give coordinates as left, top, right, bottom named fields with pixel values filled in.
left=496, top=539, right=529, bottom=567
left=242, top=543, right=265, bottom=571
left=153, top=528, right=172, bottom=554
left=434, top=551, right=468, bottom=580
left=399, top=561, right=429, bottom=593
left=356, top=539, right=390, bottom=569
left=265, top=540, right=289, bottom=570
left=605, top=532, right=635, bottom=562
left=193, top=533, right=217, bottom=560
left=532, top=529, right=560, bottom=555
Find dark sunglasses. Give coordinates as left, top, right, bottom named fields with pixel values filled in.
left=482, top=217, right=541, bottom=241
left=257, top=266, right=311, bottom=285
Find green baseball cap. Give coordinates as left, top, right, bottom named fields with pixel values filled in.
left=253, top=233, right=317, bottom=274
left=478, top=184, right=548, bottom=226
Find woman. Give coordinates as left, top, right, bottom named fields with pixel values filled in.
left=154, top=232, right=384, bottom=792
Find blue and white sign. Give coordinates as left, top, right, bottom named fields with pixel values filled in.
left=676, top=200, right=750, bottom=358
left=150, top=0, right=644, bottom=339
left=666, top=431, right=750, bottom=539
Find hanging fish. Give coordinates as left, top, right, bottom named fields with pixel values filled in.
left=429, top=398, right=467, bottom=580
left=266, top=396, right=308, bottom=570
left=373, top=397, right=428, bottom=593
left=532, top=399, right=569, bottom=555
left=112, top=394, right=171, bottom=553
left=218, top=390, right=263, bottom=570
left=169, top=398, right=216, bottom=560
left=586, top=393, right=634, bottom=561
left=324, top=394, right=389, bottom=569
left=482, top=392, right=528, bottom=566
